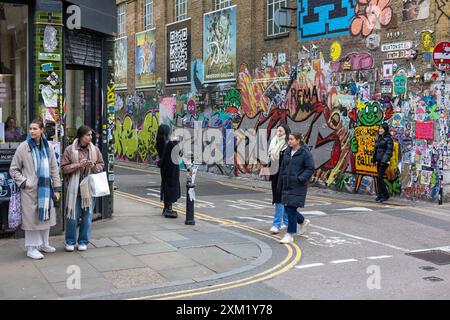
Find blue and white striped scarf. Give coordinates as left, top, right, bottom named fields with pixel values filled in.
left=27, top=135, right=52, bottom=222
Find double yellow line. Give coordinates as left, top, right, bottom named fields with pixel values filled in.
left=115, top=190, right=302, bottom=300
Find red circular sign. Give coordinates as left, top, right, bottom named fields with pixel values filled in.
left=433, top=41, right=450, bottom=71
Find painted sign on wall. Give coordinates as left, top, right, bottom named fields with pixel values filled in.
left=136, top=29, right=157, bottom=88
left=297, top=0, right=355, bottom=41
left=203, top=5, right=237, bottom=83
left=166, top=19, right=191, bottom=86
left=115, top=37, right=128, bottom=89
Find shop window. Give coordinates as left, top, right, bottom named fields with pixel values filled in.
left=0, top=3, right=28, bottom=145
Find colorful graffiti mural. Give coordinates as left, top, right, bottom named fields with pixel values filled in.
left=297, top=0, right=355, bottom=40
left=115, top=22, right=449, bottom=202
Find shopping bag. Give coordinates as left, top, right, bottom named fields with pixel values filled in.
left=88, top=172, right=110, bottom=197
left=8, top=190, right=22, bottom=229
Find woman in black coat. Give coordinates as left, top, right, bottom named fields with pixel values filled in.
left=156, top=124, right=181, bottom=218
left=277, top=132, right=315, bottom=244
left=373, top=122, right=393, bottom=202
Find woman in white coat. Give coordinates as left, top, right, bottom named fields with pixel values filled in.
left=9, top=118, right=61, bottom=260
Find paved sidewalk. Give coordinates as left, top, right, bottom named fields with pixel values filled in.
left=0, top=195, right=271, bottom=300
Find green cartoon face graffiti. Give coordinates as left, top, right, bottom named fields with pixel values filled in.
left=357, top=101, right=384, bottom=127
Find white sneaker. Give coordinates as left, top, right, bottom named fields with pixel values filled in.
left=65, top=244, right=75, bottom=252
left=298, top=219, right=310, bottom=235
left=270, top=226, right=280, bottom=234
left=38, top=244, right=56, bottom=253
left=27, top=248, right=44, bottom=260
left=77, top=244, right=88, bottom=251
left=279, top=233, right=294, bottom=244
left=280, top=224, right=287, bottom=230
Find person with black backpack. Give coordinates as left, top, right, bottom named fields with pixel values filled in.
left=156, top=124, right=181, bottom=218
left=373, top=122, right=394, bottom=203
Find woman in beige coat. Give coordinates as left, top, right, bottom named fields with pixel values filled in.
left=9, top=119, right=61, bottom=260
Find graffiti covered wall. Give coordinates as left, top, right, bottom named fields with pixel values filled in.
left=115, top=0, right=450, bottom=202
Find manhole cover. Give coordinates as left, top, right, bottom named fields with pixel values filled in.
left=420, top=266, right=438, bottom=272
left=423, top=276, right=444, bottom=282
left=406, top=250, right=450, bottom=265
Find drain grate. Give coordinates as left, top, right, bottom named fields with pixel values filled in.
left=423, top=276, right=444, bottom=282
left=420, top=266, right=439, bottom=272
left=406, top=250, right=450, bottom=265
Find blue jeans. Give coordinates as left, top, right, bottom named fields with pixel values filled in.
left=285, top=206, right=305, bottom=234
left=272, top=203, right=288, bottom=228
left=65, top=196, right=95, bottom=246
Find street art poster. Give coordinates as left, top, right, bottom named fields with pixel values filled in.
left=353, top=125, right=379, bottom=175
left=135, top=29, right=156, bottom=88
left=297, top=0, right=354, bottom=40
left=166, top=19, right=191, bottom=86
left=203, top=5, right=237, bottom=83
left=415, top=121, right=434, bottom=140
left=402, top=0, right=430, bottom=21
left=115, top=37, right=128, bottom=89
left=159, top=97, right=175, bottom=126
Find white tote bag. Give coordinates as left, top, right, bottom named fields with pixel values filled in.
left=88, top=172, right=111, bottom=197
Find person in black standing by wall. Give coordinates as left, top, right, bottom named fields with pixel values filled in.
left=156, top=124, right=181, bottom=218
left=373, top=122, right=394, bottom=203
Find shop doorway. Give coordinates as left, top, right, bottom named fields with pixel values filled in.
left=65, top=66, right=102, bottom=146
left=64, top=66, right=104, bottom=218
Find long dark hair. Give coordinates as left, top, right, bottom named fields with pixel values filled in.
left=76, top=125, right=93, bottom=140
left=278, top=124, right=291, bottom=144
left=156, top=124, right=171, bottom=156
left=6, top=116, right=15, bottom=130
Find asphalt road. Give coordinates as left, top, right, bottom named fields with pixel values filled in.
left=115, top=165, right=450, bottom=300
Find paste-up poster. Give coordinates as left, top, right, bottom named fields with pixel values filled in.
left=159, top=97, right=176, bottom=126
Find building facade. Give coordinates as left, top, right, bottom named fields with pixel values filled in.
left=114, top=0, right=450, bottom=203
left=0, top=0, right=117, bottom=236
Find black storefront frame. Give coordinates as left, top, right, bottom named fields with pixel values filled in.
left=1, top=0, right=115, bottom=236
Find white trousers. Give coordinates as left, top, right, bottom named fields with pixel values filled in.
left=24, top=229, right=50, bottom=249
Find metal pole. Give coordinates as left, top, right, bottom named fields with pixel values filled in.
left=185, top=172, right=196, bottom=225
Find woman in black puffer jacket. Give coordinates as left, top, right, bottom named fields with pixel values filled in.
left=373, top=122, right=394, bottom=202
left=277, top=132, right=315, bottom=244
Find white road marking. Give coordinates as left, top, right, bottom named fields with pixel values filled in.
left=367, top=255, right=393, bottom=260
left=236, top=217, right=271, bottom=223
left=310, top=224, right=409, bottom=252
left=146, top=193, right=160, bottom=198
left=296, top=263, right=325, bottom=269
left=330, top=259, right=359, bottom=264
left=302, top=211, right=327, bottom=216
left=406, top=246, right=450, bottom=253
left=337, top=207, right=373, bottom=212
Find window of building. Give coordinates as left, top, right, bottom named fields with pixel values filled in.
left=144, top=0, right=154, bottom=30
left=0, top=2, right=28, bottom=144
left=267, top=0, right=288, bottom=37
left=117, top=3, right=126, bottom=37
left=214, top=0, right=232, bottom=10
left=175, top=0, right=188, bottom=21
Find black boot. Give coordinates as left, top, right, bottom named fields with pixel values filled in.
left=164, top=203, right=178, bottom=219
left=162, top=203, right=168, bottom=215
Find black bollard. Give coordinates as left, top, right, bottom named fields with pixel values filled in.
left=185, top=175, right=196, bottom=225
